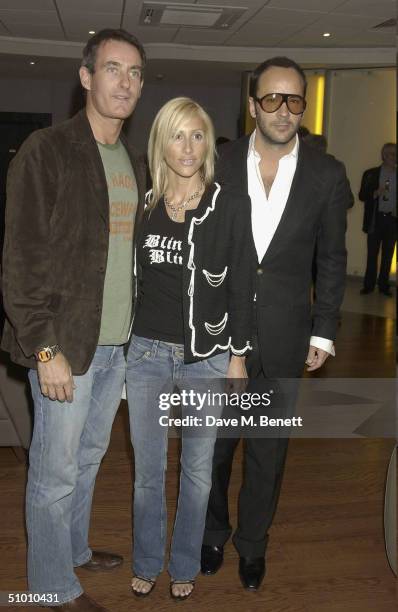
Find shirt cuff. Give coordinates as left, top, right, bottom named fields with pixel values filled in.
left=310, top=336, right=335, bottom=357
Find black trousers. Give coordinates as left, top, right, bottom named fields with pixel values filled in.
left=203, top=342, right=297, bottom=558
left=364, top=213, right=396, bottom=291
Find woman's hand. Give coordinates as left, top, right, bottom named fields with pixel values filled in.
left=226, top=355, right=248, bottom=394
left=227, top=355, right=247, bottom=378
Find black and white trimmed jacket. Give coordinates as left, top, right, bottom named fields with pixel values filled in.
left=137, top=182, right=255, bottom=363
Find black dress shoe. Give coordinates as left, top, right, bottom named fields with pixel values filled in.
left=360, top=287, right=374, bottom=295
left=201, top=545, right=224, bottom=575
left=239, top=556, right=265, bottom=590
left=379, top=288, right=393, bottom=297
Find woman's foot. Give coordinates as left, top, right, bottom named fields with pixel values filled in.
left=170, top=579, right=195, bottom=600
left=131, top=575, right=156, bottom=597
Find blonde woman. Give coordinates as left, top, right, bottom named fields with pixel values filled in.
left=126, top=97, right=253, bottom=600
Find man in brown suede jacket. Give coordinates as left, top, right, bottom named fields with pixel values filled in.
left=1, top=29, right=146, bottom=611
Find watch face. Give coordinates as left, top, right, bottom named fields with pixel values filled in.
left=37, top=349, right=51, bottom=362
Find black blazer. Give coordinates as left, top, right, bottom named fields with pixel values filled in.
left=358, top=166, right=381, bottom=234
left=136, top=182, right=254, bottom=363
left=216, top=135, right=349, bottom=377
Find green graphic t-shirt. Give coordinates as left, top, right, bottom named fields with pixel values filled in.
left=97, top=140, right=137, bottom=345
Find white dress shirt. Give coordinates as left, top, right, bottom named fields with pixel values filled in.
left=247, top=130, right=334, bottom=356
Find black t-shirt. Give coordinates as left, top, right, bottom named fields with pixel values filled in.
left=133, top=200, right=185, bottom=343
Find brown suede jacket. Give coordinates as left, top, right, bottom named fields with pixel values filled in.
left=1, top=109, right=145, bottom=374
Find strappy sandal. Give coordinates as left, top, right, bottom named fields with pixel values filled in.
left=170, top=579, right=195, bottom=601
left=131, top=575, right=156, bottom=597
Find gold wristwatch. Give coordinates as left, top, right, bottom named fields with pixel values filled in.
left=35, top=345, right=61, bottom=363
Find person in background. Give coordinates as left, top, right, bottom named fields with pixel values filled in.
left=359, top=142, right=397, bottom=296
left=303, top=132, right=327, bottom=153
left=304, top=132, right=353, bottom=293
left=304, top=132, right=354, bottom=206
left=126, top=97, right=253, bottom=601
left=304, top=132, right=354, bottom=207
left=297, top=125, right=310, bottom=138
left=215, top=135, right=231, bottom=146
left=215, top=136, right=231, bottom=155
left=1, top=29, right=146, bottom=611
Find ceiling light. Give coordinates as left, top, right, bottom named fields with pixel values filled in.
left=29, top=61, right=35, bottom=65
left=323, top=32, right=331, bottom=37
left=89, top=30, right=95, bottom=34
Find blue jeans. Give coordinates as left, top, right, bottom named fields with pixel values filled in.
left=126, top=335, right=229, bottom=581
left=26, top=345, right=126, bottom=605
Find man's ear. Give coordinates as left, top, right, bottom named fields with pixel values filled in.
left=248, top=97, right=256, bottom=120
left=79, top=66, right=92, bottom=92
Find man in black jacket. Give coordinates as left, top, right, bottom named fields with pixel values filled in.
left=359, top=142, right=396, bottom=296
left=201, top=57, right=350, bottom=591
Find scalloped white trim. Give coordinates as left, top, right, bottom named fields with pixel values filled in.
left=202, top=266, right=228, bottom=287
left=230, top=342, right=252, bottom=356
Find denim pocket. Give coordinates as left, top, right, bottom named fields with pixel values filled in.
left=128, top=336, right=153, bottom=365
left=205, top=351, right=230, bottom=376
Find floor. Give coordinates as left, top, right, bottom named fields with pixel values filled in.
left=342, top=276, right=395, bottom=319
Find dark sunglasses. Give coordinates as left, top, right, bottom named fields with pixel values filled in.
left=254, top=93, right=306, bottom=115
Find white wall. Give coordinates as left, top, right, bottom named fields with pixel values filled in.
left=325, top=68, right=396, bottom=277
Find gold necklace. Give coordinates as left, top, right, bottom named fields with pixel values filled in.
left=164, top=183, right=204, bottom=221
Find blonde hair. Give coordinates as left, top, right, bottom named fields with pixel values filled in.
left=147, top=97, right=215, bottom=208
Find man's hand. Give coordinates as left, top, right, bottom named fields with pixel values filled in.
left=226, top=355, right=248, bottom=394
left=37, top=353, right=75, bottom=402
left=305, top=345, right=330, bottom=372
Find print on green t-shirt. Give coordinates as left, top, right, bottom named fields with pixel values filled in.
left=97, top=140, right=137, bottom=345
